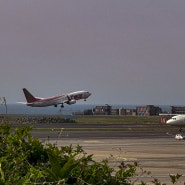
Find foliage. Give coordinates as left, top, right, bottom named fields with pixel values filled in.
left=0, top=123, right=183, bottom=185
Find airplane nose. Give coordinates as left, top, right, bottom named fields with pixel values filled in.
left=166, top=119, right=175, bottom=125
left=166, top=119, right=171, bottom=124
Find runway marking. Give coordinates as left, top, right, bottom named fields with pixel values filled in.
left=84, top=140, right=103, bottom=143
left=115, top=157, right=137, bottom=161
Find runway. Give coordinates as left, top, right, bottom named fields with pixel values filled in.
left=14, top=122, right=185, bottom=184
left=45, top=137, right=185, bottom=184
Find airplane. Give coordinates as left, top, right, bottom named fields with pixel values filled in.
left=159, top=113, right=185, bottom=126
left=21, top=88, right=91, bottom=108
left=166, top=115, right=185, bottom=126
left=161, top=114, right=185, bottom=139
left=160, top=114, right=185, bottom=139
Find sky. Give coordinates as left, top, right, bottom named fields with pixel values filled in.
left=0, top=0, right=185, bottom=105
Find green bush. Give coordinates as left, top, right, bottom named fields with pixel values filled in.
left=0, top=123, right=182, bottom=185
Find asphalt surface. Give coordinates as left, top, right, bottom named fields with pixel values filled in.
left=23, top=122, right=168, bottom=141
left=13, top=122, right=177, bottom=139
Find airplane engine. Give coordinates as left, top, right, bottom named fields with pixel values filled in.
left=67, top=100, right=76, bottom=105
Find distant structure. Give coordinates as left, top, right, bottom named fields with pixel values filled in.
left=73, top=104, right=162, bottom=116
left=170, top=106, right=185, bottom=114
left=93, top=105, right=112, bottom=115
left=118, top=108, right=136, bottom=116
left=136, top=105, right=162, bottom=116
left=93, top=105, right=137, bottom=116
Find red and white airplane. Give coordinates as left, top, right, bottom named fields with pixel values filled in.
left=22, top=88, right=91, bottom=108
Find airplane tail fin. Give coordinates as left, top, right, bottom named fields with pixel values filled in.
left=23, top=88, right=38, bottom=103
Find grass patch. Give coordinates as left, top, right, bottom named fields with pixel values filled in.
left=76, top=115, right=161, bottom=124
left=0, top=114, right=161, bottom=125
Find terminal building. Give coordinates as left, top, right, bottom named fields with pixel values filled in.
left=170, top=106, right=185, bottom=114
left=93, top=105, right=112, bottom=115
left=118, top=108, right=136, bottom=116
left=136, top=105, right=162, bottom=116
left=92, top=105, right=141, bottom=116
left=92, top=105, right=137, bottom=116
left=74, top=105, right=162, bottom=116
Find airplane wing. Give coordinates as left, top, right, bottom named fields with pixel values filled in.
left=17, top=102, right=27, bottom=104
left=60, top=95, right=76, bottom=105
left=159, top=113, right=180, bottom=116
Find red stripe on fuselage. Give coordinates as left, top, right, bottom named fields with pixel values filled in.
left=37, top=94, right=66, bottom=102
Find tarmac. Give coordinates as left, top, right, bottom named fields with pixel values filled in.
left=44, top=137, right=184, bottom=184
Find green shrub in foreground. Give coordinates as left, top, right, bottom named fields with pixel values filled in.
left=0, top=123, right=182, bottom=185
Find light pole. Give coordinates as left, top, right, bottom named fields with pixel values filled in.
left=0, top=97, right=7, bottom=114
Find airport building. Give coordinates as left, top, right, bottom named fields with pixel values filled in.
left=170, top=106, right=185, bottom=114
left=74, top=105, right=162, bottom=116
left=93, top=105, right=112, bottom=115
left=136, top=105, right=162, bottom=116
left=93, top=105, right=137, bottom=116
left=118, top=108, right=137, bottom=116
left=110, top=108, right=119, bottom=115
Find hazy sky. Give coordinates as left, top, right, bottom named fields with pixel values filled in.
left=0, top=0, right=185, bottom=105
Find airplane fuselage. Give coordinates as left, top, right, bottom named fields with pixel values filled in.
left=22, top=88, right=91, bottom=107
left=166, top=115, right=185, bottom=126
left=26, top=95, right=68, bottom=107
